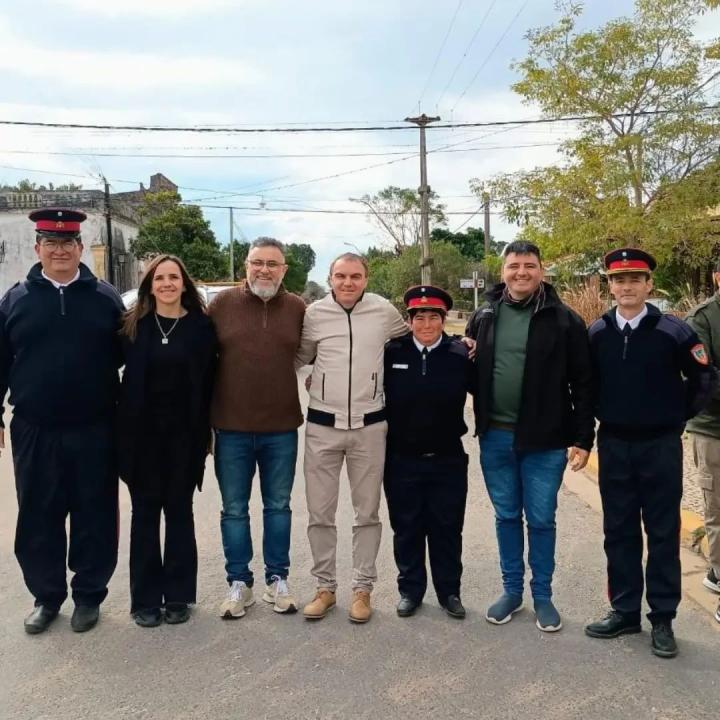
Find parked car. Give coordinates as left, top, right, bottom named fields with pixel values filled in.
left=120, top=282, right=243, bottom=310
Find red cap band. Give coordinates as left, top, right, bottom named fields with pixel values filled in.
left=407, top=296, right=448, bottom=311
left=608, top=259, right=650, bottom=273
left=36, top=220, right=81, bottom=232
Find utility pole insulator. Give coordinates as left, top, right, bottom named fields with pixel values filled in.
left=405, top=114, right=441, bottom=285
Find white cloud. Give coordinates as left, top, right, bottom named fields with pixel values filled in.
left=0, top=18, right=260, bottom=91
left=44, top=0, right=242, bottom=18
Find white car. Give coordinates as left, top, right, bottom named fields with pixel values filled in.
left=120, top=284, right=240, bottom=310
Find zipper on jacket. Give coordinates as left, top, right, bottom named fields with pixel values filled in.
left=322, top=373, right=326, bottom=401
left=59, top=287, right=66, bottom=316
left=346, top=310, right=353, bottom=429
left=622, top=334, right=628, bottom=360
left=372, top=372, right=377, bottom=399
left=421, top=350, right=428, bottom=376
left=263, top=303, right=268, bottom=329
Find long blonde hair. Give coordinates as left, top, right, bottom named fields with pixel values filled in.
left=121, top=254, right=206, bottom=341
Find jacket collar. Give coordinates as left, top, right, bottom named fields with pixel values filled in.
left=243, top=282, right=287, bottom=303
left=484, top=281, right=561, bottom=310
left=330, top=289, right=365, bottom=312
left=27, top=261, right=96, bottom=287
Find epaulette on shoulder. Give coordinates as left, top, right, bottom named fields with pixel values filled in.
left=656, top=313, right=694, bottom=344
left=0, top=281, right=29, bottom=313
left=447, top=337, right=469, bottom=358
left=588, top=317, right=608, bottom=339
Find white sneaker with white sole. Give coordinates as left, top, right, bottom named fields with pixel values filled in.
left=219, top=580, right=255, bottom=619
left=262, top=576, right=298, bottom=614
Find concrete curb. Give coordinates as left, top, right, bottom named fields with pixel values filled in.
left=563, top=451, right=720, bottom=627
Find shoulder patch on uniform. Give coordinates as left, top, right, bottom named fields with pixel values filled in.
left=656, top=314, right=695, bottom=345
left=691, top=343, right=709, bottom=365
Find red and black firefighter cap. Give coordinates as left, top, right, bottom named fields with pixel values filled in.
left=403, top=285, right=453, bottom=314
left=29, top=208, right=86, bottom=237
left=604, top=247, right=657, bottom=276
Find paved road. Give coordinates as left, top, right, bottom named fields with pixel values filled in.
left=1, top=400, right=719, bottom=720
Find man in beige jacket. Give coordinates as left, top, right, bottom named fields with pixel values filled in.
left=296, top=253, right=409, bottom=623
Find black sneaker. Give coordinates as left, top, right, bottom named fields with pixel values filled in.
left=650, top=621, right=678, bottom=658
left=71, top=605, right=99, bottom=633
left=703, top=567, right=720, bottom=594
left=584, top=610, right=641, bottom=639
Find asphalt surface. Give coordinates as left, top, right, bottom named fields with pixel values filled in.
left=1, top=397, right=719, bottom=720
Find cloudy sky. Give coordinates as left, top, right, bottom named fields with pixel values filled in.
left=1, top=0, right=718, bottom=283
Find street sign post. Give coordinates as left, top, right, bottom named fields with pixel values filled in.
left=459, top=274, right=485, bottom=309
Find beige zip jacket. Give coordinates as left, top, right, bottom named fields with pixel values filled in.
left=296, top=292, right=409, bottom=429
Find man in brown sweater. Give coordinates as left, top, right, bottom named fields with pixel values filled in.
left=209, top=237, right=305, bottom=619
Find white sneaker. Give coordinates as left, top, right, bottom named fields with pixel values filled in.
left=262, top=575, right=298, bottom=614
left=219, top=581, right=255, bottom=619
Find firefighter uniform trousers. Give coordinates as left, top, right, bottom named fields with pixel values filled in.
left=384, top=453, right=468, bottom=603
left=598, top=429, right=683, bottom=623
left=11, top=415, right=119, bottom=610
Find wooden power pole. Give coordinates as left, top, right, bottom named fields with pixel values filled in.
left=103, top=178, right=114, bottom=286
left=405, top=113, right=440, bottom=285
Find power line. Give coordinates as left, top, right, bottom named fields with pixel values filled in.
left=416, top=0, right=465, bottom=112
left=435, top=0, right=498, bottom=112
left=0, top=140, right=562, bottom=161
left=451, top=0, right=530, bottom=115
left=3, top=105, right=718, bottom=134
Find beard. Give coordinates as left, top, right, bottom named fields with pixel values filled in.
left=249, top=278, right=281, bottom=300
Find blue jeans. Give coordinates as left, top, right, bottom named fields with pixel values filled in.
left=214, top=430, right=298, bottom=587
left=479, top=429, right=567, bottom=601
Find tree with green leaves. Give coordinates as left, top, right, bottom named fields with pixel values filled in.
left=131, top=192, right=226, bottom=281
left=357, top=186, right=446, bottom=253
left=477, top=0, right=720, bottom=288
left=430, top=226, right=486, bottom=260
left=367, top=241, right=472, bottom=309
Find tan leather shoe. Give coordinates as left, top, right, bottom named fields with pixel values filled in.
left=349, top=590, right=372, bottom=623
left=303, top=589, right=336, bottom=619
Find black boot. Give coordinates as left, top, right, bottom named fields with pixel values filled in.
left=133, top=608, right=162, bottom=628
left=584, top=610, right=641, bottom=639
left=651, top=621, right=678, bottom=658
left=164, top=603, right=191, bottom=625
left=24, top=605, right=59, bottom=635
left=396, top=596, right=421, bottom=617
left=71, top=605, right=100, bottom=633
left=441, top=595, right=466, bottom=619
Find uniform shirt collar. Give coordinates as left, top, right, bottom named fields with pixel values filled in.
left=615, top=304, right=648, bottom=331
left=413, top=335, right=442, bottom=353
left=42, top=269, right=80, bottom=289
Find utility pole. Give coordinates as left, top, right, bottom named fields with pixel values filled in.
left=405, top=113, right=440, bottom=285
left=229, top=207, right=234, bottom=281
left=103, top=177, right=114, bottom=286
left=483, top=191, right=491, bottom=258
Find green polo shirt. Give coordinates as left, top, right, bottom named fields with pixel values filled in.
left=490, top=301, right=532, bottom=424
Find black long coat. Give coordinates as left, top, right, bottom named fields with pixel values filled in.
left=117, top=310, right=217, bottom=492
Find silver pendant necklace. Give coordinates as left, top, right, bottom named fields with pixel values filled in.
left=154, top=312, right=181, bottom=344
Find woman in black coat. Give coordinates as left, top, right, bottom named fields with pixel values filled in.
left=118, top=254, right=217, bottom=627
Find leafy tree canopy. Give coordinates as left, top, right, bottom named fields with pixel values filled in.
left=477, top=0, right=720, bottom=285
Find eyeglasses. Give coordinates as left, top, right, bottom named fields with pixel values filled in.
left=40, top=239, right=78, bottom=251
left=247, top=259, right=284, bottom=270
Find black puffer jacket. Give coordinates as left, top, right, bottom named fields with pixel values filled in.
left=465, top=282, right=594, bottom=452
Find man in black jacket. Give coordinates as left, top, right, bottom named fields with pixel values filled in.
left=384, top=285, right=474, bottom=619
left=585, top=248, right=715, bottom=658
left=465, top=241, right=594, bottom=633
left=0, top=208, right=124, bottom=635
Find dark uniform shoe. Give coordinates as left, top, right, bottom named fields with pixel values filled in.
left=584, top=610, right=641, bottom=639
left=164, top=603, right=191, bottom=625
left=650, top=621, right=678, bottom=658
left=71, top=605, right=100, bottom=633
left=24, top=605, right=59, bottom=635
left=441, top=595, right=466, bottom=619
left=396, top=596, right=421, bottom=617
left=133, top=608, right=162, bottom=628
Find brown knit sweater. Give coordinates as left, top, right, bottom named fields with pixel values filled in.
left=209, top=284, right=305, bottom=432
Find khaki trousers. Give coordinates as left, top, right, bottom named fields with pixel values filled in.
left=303, top=421, right=387, bottom=592
left=691, top=433, right=720, bottom=575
